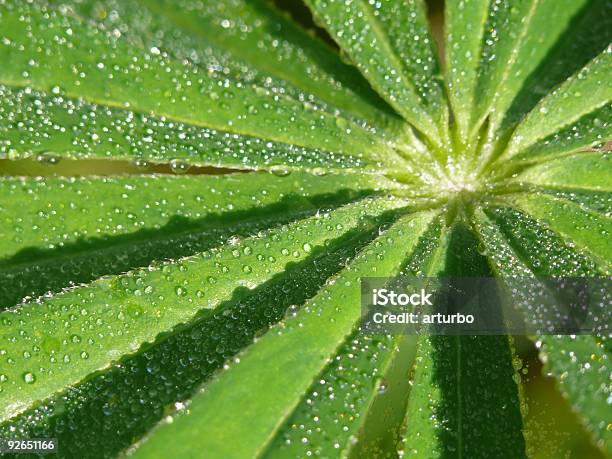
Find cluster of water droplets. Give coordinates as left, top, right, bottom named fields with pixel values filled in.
left=0, top=198, right=400, bottom=417
left=267, top=333, right=395, bottom=457
left=0, top=224, right=385, bottom=457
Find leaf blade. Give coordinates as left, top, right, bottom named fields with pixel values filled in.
left=0, top=224, right=383, bottom=458
left=473, top=207, right=611, bottom=452
left=0, top=2, right=389, bottom=162
left=54, top=0, right=398, bottom=125
left=129, top=210, right=438, bottom=459
left=504, top=192, right=612, bottom=267
left=502, top=49, right=612, bottom=161
left=0, top=172, right=394, bottom=308
left=496, top=0, right=612, bottom=133
left=303, top=0, right=448, bottom=146
left=401, top=222, right=526, bottom=459
left=0, top=197, right=407, bottom=422
left=509, top=152, right=611, bottom=191
left=262, top=217, right=447, bottom=458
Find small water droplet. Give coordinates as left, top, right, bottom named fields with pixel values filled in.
left=23, top=372, right=36, bottom=384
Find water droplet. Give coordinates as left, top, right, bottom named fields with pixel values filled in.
left=36, top=152, right=61, bottom=165
left=170, top=159, right=190, bottom=174
left=23, top=372, right=36, bottom=384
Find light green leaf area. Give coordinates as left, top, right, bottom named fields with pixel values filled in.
left=262, top=217, right=446, bottom=459
left=52, top=0, right=397, bottom=125
left=533, top=189, right=612, bottom=217
left=0, top=0, right=610, bottom=457
left=497, top=0, right=611, bottom=132
left=503, top=49, right=612, bottom=161
left=510, top=157, right=612, bottom=219
left=474, top=208, right=610, bottom=452
left=130, top=210, right=437, bottom=459
left=443, top=0, right=486, bottom=142
left=444, top=0, right=536, bottom=143
left=0, top=2, right=388, bottom=161
left=0, top=85, right=377, bottom=172
left=503, top=99, right=610, bottom=163
left=0, top=172, right=395, bottom=307
left=262, top=333, right=416, bottom=459
left=0, top=173, right=392, bottom=259
left=0, top=196, right=406, bottom=422
left=505, top=193, right=612, bottom=267
left=510, top=152, right=611, bottom=191
left=303, top=0, right=448, bottom=146
left=0, top=218, right=390, bottom=458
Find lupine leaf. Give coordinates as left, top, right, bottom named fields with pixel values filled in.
left=509, top=152, right=611, bottom=191
left=0, top=2, right=390, bottom=163
left=0, top=197, right=406, bottom=422
left=497, top=0, right=612, bottom=133
left=262, top=217, right=446, bottom=458
left=129, top=211, right=437, bottom=459
left=502, top=49, right=612, bottom=162
left=0, top=85, right=381, bottom=172
left=401, top=222, right=526, bottom=459
left=0, top=172, right=394, bottom=307
left=504, top=192, right=611, bottom=266
left=474, top=207, right=610, bottom=452
left=0, top=223, right=386, bottom=458
left=303, top=0, right=448, bottom=147
left=0, top=0, right=610, bottom=457
left=51, top=0, right=397, bottom=125
left=444, top=0, right=535, bottom=143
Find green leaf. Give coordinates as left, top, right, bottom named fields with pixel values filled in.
left=1, top=0, right=610, bottom=456
left=261, top=217, right=447, bottom=458
left=473, top=207, right=610, bottom=452
left=0, top=2, right=391, bottom=163
left=504, top=192, right=611, bottom=267
left=0, top=172, right=391, bottom=260
left=538, top=335, right=611, bottom=456
left=444, top=0, right=611, bottom=148
left=501, top=48, right=612, bottom=162
left=262, top=333, right=417, bottom=459
left=0, top=223, right=384, bottom=458
left=497, top=0, right=612, bottom=133
left=509, top=152, right=611, bottom=191
left=0, top=196, right=406, bottom=422
left=403, top=335, right=526, bottom=459
left=444, top=0, right=534, bottom=143
left=74, top=0, right=399, bottom=125
left=0, top=85, right=381, bottom=173
left=129, top=211, right=437, bottom=459
left=401, top=222, right=526, bottom=459
left=303, top=0, right=449, bottom=147
left=0, top=172, right=392, bottom=308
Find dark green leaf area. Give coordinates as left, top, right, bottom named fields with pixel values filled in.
left=403, top=224, right=526, bottom=459
left=264, top=217, right=446, bottom=458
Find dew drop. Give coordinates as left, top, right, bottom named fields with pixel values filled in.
left=23, top=372, right=36, bottom=384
